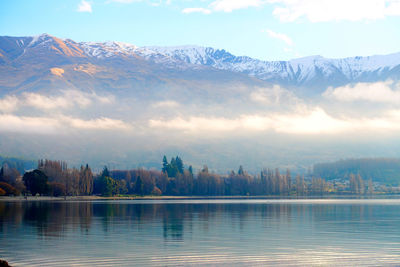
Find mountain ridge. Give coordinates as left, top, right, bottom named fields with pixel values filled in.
left=0, top=33, right=268, bottom=102
left=1, top=33, right=400, bottom=94
left=1, top=34, right=400, bottom=172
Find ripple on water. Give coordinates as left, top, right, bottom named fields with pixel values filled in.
left=2, top=199, right=400, bottom=266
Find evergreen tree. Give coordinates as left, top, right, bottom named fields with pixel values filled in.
left=135, top=176, right=144, bottom=195
left=169, top=157, right=177, bottom=177
left=188, top=165, right=193, bottom=176
left=238, top=165, right=244, bottom=175
left=101, top=166, right=110, bottom=178
left=162, top=156, right=169, bottom=174
left=99, top=176, right=114, bottom=196
left=175, top=156, right=184, bottom=174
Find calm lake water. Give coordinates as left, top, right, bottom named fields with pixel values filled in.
left=2, top=199, right=400, bottom=266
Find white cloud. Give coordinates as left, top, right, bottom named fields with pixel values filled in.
left=150, top=116, right=242, bottom=132
left=273, top=108, right=351, bottom=134
left=113, top=0, right=400, bottom=20
left=250, top=85, right=300, bottom=105
left=0, top=95, right=19, bottom=113
left=23, top=92, right=74, bottom=110
left=111, top=0, right=143, bottom=3
left=152, top=100, right=180, bottom=108
left=0, top=90, right=114, bottom=113
left=149, top=107, right=400, bottom=135
left=270, top=0, right=400, bottom=22
left=209, top=0, right=266, bottom=12
left=0, top=114, right=131, bottom=134
left=77, top=0, right=92, bottom=13
left=110, top=0, right=170, bottom=4
left=283, top=47, right=293, bottom=53
left=324, top=80, right=400, bottom=104
left=0, top=91, right=124, bottom=134
left=0, top=114, right=60, bottom=134
left=263, top=29, right=293, bottom=46
left=183, top=0, right=266, bottom=14
left=63, top=116, right=131, bottom=130
left=148, top=108, right=346, bottom=134
left=182, top=8, right=212, bottom=14
left=386, top=0, right=400, bottom=15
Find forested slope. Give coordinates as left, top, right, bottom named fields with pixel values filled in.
left=314, top=158, right=400, bottom=185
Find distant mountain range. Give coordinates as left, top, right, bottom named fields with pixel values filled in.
left=147, top=46, right=400, bottom=88
left=1, top=33, right=399, bottom=96
left=2, top=34, right=400, bottom=172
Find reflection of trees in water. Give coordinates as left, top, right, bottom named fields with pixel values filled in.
left=23, top=202, right=52, bottom=235
left=91, top=203, right=188, bottom=241
left=2, top=201, right=400, bottom=240
left=23, top=202, right=93, bottom=237
left=0, top=202, right=25, bottom=234
left=162, top=205, right=185, bottom=241
left=0, top=202, right=93, bottom=237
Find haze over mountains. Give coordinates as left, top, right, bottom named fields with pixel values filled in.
left=1, top=33, right=400, bottom=172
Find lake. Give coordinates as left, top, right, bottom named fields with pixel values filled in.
left=1, top=199, right=400, bottom=266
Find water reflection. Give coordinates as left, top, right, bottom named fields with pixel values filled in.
left=0, top=202, right=93, bottom=237
left=0, top=200, right=398, bottom=239
left=1, top=200, right=400, bottom=266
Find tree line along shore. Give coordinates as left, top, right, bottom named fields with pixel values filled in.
left=0, top=156, right=397, bottom=198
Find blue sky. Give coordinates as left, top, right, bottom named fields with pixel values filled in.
left=1, top=0, right=400, bottom=61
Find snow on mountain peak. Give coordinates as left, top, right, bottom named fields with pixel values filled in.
left=145, top=45, right=215, bottom=65
left=142, top=45, right=400, bottom=83
left=28, top=33, right=54, bottom=47
left=79, top=41, right=141, bottom=58
left=17, top=34, right=400, bottom=86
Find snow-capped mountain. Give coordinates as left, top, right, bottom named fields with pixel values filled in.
left=1, top=34, right=400, bottom=171
left=147, top=46, right=400, bottom=87
left=0, top=33, right=400, bottom=94
left=0, top=33, right=266, bottom=98
left=79, top=40, right=182, bottom=66
left=77, top=37, right=400, bottom=88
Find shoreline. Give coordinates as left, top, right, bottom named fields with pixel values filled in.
left=1, top=194, right=400, bottom=202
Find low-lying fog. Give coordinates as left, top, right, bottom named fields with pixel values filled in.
left=1, top=80, right=400, bottom=173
